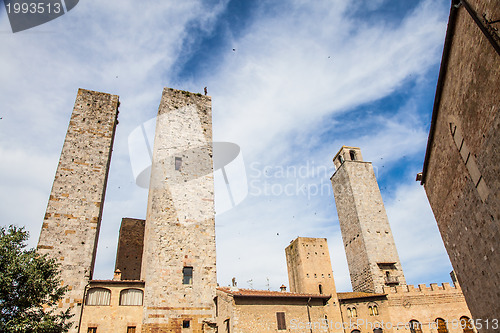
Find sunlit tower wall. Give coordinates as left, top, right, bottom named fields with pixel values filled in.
left=285, top=237, right=344, bottom=332
left=37, top=89, right=119, bottom=332
left=141, top=88, right=217, bottom=332
left=330, top=146, right=406, bottom=293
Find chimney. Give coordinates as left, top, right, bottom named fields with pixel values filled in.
left=280, top=285, right=287, bottom=292
left=113, top=269, right=122, bottom=281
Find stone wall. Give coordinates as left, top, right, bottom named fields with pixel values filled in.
left=285, top=237, right=343, bottom=332
left=422, top=0, right=500, bottom=330
left=37, top=89, right=119, bottom=332
left=216, top=290, right=333, bottom=333
left=80, top=281, right=144, bottom=332
left=331, top=147, right=406, bottom=293
left=115, top=218, right=145, bottom=280
left=383, top=283, right=474, bottom=333
left=141, top=88, right=216, bottom=332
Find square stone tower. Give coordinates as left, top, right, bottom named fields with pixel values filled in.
left=37, top=89, right=119, bottom=332
left=141, top=88, right=216, bottom=332
left=330, top=146, right=406, bottom=293
left=285, top=237, right=343, bottom=332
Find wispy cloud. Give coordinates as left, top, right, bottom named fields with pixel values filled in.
left=0, top=0, right=453, bottom=292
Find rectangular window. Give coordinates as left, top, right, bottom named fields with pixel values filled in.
left=183, top=266, right=193, bottom=285
left=175, top=157, right=182, bottom=170
left=182, top=320, right=190, bottom=328
left=88, top=328, right=97, bottom=333
left=127, top=327, right=136, bottom=333
left=276, top=312, right=286, bottom=330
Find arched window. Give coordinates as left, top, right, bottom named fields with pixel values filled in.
left=409, top=320, right=423, bottom=333
left=436, top=318, right=449, bottom=333
left=460, top=316, right=474, bottom=333
left=351, top=307, right=357, bottom=317
left=347, top=308, right=352, bottom=318
left=351, top=330, right=360, bottom=333
left=86, top=288, right=111, bottom=306
left=349, top=150, right=356, bottom=161
left=369, top=306, right=373, bottom=316
left=373, top=328, right=383, bottom=333
left=120, top=288, right=143, bottom=306
left=373, top=305, right=379, bottom=315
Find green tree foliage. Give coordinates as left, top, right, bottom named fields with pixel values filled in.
left=0, top=225, right=72, bottom=332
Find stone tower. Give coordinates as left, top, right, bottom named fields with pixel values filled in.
left=285, top=237, right=343, bottom=332
left=330, top=146, right=406, bottom=293
left=37, top=89, right=119, bottom=331
left=141, top=88, right=217, bottom=332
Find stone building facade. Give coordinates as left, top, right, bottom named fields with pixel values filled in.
left=418, top=1, right=500, bottom=331
left=331, top=147, right=406, bottom=294
left=37, top=89, right=120, bottom=330
left=38, top=88, right=476, bottom=333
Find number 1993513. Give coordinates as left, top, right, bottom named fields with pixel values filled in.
left=5, top=2, right=62, bottom=14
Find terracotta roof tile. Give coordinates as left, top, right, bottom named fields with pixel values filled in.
left=217, top=287, right=330, bottom=299
left=337, top=292, right=385, bottom=300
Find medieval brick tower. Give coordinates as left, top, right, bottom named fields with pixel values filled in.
left=140, top=88, right=217, bottom=332
left=330, top=146, right=406, bottom=293
left=37, top=89, right=119, bottom=331
left=285, top=237, right=343, bottom=332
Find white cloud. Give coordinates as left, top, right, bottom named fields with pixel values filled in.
left=0, top=0, right=453, bottom=292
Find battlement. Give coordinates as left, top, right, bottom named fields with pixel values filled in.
left=383, top=282, right=462, bottom=294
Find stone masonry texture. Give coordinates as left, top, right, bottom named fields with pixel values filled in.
left=422, top=0, right=500, bottom=330
left=115, top=218, right=146, bottom=281
left=141, top=88, right=216, bottom=333
left=37, top=88, right=119, bottom=332
left=285, top=237, right=344, bottom=333
left=331, top=146, right=406, bottom=294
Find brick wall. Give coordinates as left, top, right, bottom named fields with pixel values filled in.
left=115, top=218, right=145, bottom=280
left=422, top=0, right=500, bottom=329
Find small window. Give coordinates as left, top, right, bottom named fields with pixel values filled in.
left=339, top=155, right=345, bottom=164
left=183, top=320, right=190, bottom=328
left=86, top=288, right=111, bottom=306
left=351, top=330, right=360, bottom=333
left=369, top=306, right=373, bottom=316
left=120, top=289, right=143, bottom=306
left=175, top=157, right=182, bottom=171
left=460, top=316, right=474, bottom=333
left=373, top=329, right=383, bottom=333
left=183, top=266, right=193, bottom=285
left=409, top=320, right=423, bottom=333
left=127, top=327, right=136, bottom=333
left=224, top=319, right=230, bottom=333
left=276, top=312, right=286, bottom=330
left=436, top=318, right=449, bottom=333
left=373, top=305, right=379, bottom=315
left=88, top=328, right=97, bottom=333
left=351, top=307, right=357, bottom=317
left=318, top=284, right=323, bottom=294
left=349, top=150, right=356, bottom=161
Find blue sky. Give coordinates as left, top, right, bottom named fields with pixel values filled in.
left=0, top=0, right=454, bottom=291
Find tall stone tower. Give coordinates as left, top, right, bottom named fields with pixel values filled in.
left=330, top=146, right=406, bottom=293
left=285, top=237, right=343, bottom=332
left=141, top=88, right=217, bottom=332
left=37, top=89, right=119, bottom=331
